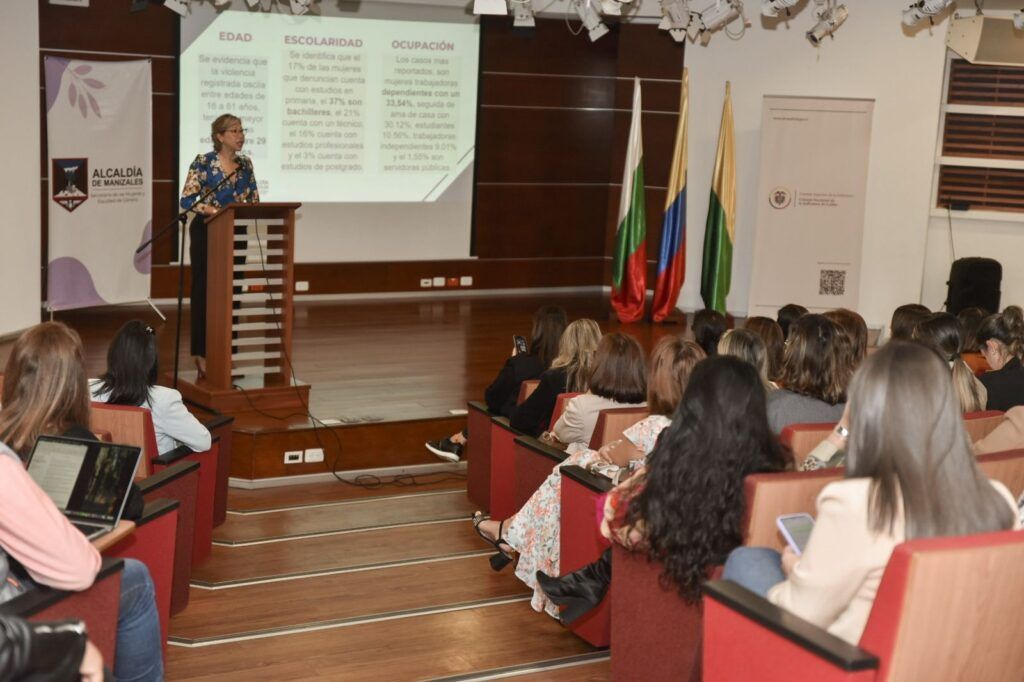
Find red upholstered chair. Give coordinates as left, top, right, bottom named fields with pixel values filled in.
left=0, top=558, right=124, bottom=663
left=559, top=465, right=614, bottom=647
left=610, top=544, right=720, bottom=682
left=512, top=436, right=566, bottom=512
left=107, top=499, right=178, bottom=658
left=742, top=469, right=845, bottom=550
left=487, top=416, right=524, bottom=520
left=703, top=529, right=1024, bottom=682
left=588, top=407, right=649, bottom=449
left=466, top=400, right=493, bottom=511
left=977, top=448, right=1024, bottom=498
left=548, top=392, right=582, bottom=431
left=779, top=423, right=836, bottom=468
left=517, top=379, right=540, bottom=405
left=203, top=414, right=234, bottom=527
left=90, top=402, right=218, bottom=567
left=963, top=410, right=1004, bottom=443
left=137, top=462, right=198, bottom=615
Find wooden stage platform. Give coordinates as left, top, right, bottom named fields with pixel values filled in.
left=17, top=292, right=682, bottom=483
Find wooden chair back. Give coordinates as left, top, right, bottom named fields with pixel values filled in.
left=742, top=469, right=844, bottom=551
left=89, top=402, right=158, bottom=478
left=588, top=407, right=649, bottom=449
left=860, top=530, right=1024, bottom=681
left=779, top=423, right=835, bottom=468
left=977, top=449, right=1024, bottom=499
left=516, top=379, right=540, bottom=405
left=963, top=410, right=1004, bottom=443
left=962, top=351, right=989, bottom=377
left=548, top=392, right=582, bottom=431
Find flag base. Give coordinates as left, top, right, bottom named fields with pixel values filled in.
left=653, top=308, right=688, bottom=326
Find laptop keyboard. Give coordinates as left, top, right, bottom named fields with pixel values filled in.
left=71, top=522, right=107, bottom=540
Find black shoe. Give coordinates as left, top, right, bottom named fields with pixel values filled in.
left=425, top=438, right=463, bottom=462
left=536, top=548, right=612, bottom=625
left=472, top=512, right=515, bottom=571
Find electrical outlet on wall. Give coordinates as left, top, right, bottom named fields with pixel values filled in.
left=295, top=281, right=309, bottom=292
left=432, top=276, right=445, bottom=287
left=284, top=451, right=303, bottom=464
left=304, top=448, right=325, bottom=463
left=420, top=278, right=433, bottom=288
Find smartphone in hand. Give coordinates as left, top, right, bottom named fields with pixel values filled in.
left=776, top=513, right=815, bottom=556
left=513, top=335, right=529, bottom=355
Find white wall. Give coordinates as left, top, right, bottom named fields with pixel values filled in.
left=682, top=1, right=949, bottom=327
left=0, top=0, right=41, bottom=336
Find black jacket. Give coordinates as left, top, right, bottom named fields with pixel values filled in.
left=0, top=616, right=87, bottom=682
left=484, top=353, right=545, bottom=418
left=509, top=366, right=569, bottom=438
left=981, top=356, right=1024, bottom=412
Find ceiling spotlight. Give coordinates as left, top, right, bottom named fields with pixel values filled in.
left=512, top=0, right=535, bottom=27
left=901, top=0, right=955, bottom=27
left=575, top=0, right=610, bottom=41
left=659, top=0, right=691, bottom=41
left=473, top=0, right=508, bottom=14
left=289, top=0, right=312, bottom=14
left=692, top=0, right=743, bottom=33
left=807, top=2, right=847, bottom=44
left=212, top=0, right=231, bottom=6
left=762, top=0, right=799, bottom=18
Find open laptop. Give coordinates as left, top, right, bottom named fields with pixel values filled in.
left=26, top=435, right=141, bottom=541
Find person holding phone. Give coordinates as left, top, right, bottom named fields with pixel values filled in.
left=425, top=306, right=567, bottom=462
left=180, top=113, right=260, bottom=379
left=723, top=342, right=1018, bottom=645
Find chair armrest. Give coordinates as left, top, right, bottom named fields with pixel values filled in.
left=0, top=558, right=124, bottom=618
left=514, top=436, right=567, bottom=465
left=467, top=400, right=490, bottom=414
left=703, top=580, right=878, bottom=672
left=139, top=498, right=180, bottom=525
left=154, top=435, right=221, bottom=466
left=491, top=415, right=525, bottom=436
left=561, top=465, right=615, bottom=494
left=204, top=414, right=234, bottom=431
left=137, top=460, right=200, bottom=495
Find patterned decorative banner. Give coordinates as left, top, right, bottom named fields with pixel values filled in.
left=45, top=57, right=151, bottom=311
left=747, top=96, right=874, bottom=317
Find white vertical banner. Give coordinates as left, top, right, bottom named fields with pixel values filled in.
left=747, top=96, right=874, bottom=316
left=44, top=58, right=152, bottom=311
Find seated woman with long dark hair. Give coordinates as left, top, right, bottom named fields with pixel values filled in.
left=91, top=320, right=211, bottom=455
left=537, top=356, right=787, bottom=622
left=0, top=322, right=164, bottom=681
left=473, top=336, right=702, bottom=617
left=724, top=341, right=1018, bottom=646
left=426, top=305, right=568, bottom=462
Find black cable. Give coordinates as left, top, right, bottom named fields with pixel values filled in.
left=235, top=222, right=465, bottom=490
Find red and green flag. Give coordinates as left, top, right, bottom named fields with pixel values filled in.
left=611, top=78, right=647, bottom=324
left=651, top=68, right=688, bottom=323
left=701, top=82, right=736, bottom=315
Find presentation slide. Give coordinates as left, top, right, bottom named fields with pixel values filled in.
left=180, top=12, right=479, bottom=204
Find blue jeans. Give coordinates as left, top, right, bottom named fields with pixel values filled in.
left=722, top=547, right=786, bottom=597
left=116, top=558, right=164, bottom=682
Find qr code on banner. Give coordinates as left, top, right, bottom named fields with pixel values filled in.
left=819, top=269, right=846, bottom=296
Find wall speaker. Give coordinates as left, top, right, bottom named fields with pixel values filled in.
left=946, top=15, right=1024, bottom=66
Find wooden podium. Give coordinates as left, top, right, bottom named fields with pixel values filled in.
left=174, top=202, right=310, bottom=414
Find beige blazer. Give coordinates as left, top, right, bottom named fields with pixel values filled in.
left=551, top=393, right=643, bottom=454
left=974, top=406, right=1024, bottom=455
left=768, top=477, right=1019, bottom=645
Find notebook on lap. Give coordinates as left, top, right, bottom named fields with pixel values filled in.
left=26, top=435, right=141, bottom=541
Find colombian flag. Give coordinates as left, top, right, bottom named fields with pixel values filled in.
left=611, top=78, right=647, bottom=324
left=701, top=82, right=736, bottom=315
left=651, top=69, right=688, bottom=323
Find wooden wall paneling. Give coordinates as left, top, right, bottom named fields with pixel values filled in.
left=480, top=72, right=615, bottom=109
left=476, top=107, right=615, bottom=183
left=480, top=16, right=619, bottom=76
left=615, top=23, right=685, bottom=80
left=474, top=185, right=610, bottom=259
left=38, top=1, right=177, bottom=55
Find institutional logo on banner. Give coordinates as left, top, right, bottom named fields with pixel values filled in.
left=44, top=57, right=152, bottom=311
left=51, top=158, right=89, bottom=212
left=768, top=187, right=792, bottom=210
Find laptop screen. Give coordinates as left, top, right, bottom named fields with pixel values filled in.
left=27, top=436, right=141, bottom=526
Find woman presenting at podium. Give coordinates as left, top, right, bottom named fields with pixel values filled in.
left=180, top=113, right=260, bottom=378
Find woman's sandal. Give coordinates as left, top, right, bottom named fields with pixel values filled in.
left=472, top=511, right=515, bottom=571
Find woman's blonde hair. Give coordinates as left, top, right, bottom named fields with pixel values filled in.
left=845, top=342, right=1013, bottom=539
left=0, top=322, right=91, bottom=457
left=718, top=329, right=771, bottom=392
left=211, top=113, right=242, bottom=153
left=912, top=313, right=987, bottom=414
left=550, top=319, right=601, bottom=393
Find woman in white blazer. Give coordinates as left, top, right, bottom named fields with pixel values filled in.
left=91, top=321, right=211, bottom=455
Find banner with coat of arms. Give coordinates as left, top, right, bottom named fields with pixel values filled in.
left=44, top=57, right=152, bottom=311
left=747, top=96, right=874, bottom=317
